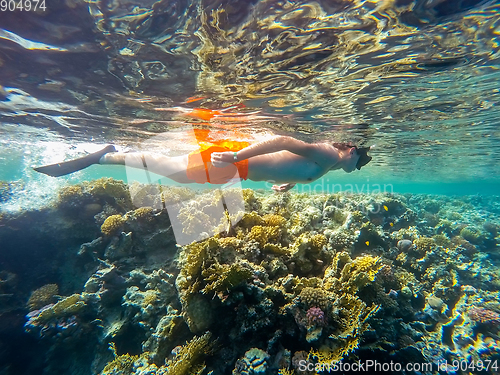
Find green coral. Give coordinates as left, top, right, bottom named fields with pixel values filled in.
left=164, top=332, right=212, bottom=375
left=101, top=353, right=139, bottom=375
left=32, top=294, right=86, bottom=324
left=414, top=236, right=436, bottom=252
left=58, top=184, right=85, bottom=203
left=27, top=284, right=59, bottom=310
left=86, top=178, right=131, bottom=201
left=201, top=262, right=253, bottom=294
left=101, top=215, right=126, bottom=236
left=460, top=226, right=484, bottom=245
left=432, top=233, right=451, bottom=247
left=176, top=238, right=214, bottom=295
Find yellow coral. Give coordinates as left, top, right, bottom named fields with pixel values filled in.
left=263, top=213, right=287, bottom=228
left=101, top=215, right=126, bottom=236
left=240, top=211, right=264, bottom=228
left=217, top=236, right=240, bottom=250
left=247, top=225, right=281, bottom=247
left=263, top=243, right=290, bottom=256
left=102, top=353, right=139, bottom=374
left=86, top=178, right=130, bottom=200
left=278, top=368, right=295, bottom=375
left=133, top=207, right=153, bottom=219
left=201, top=263, right=253, bottom=294
left=310, top=233, right=327, bottom=252
left=34, top=294, right=86, bottom=324
left=414, top=236, right=436, bottom=252
left=58, top=184, right=84, bottom=202
left=309, top=294, right=380, bottom=366
left=164, top=332, right=212, bottom=375
left=323, top=252, right=382, bottom=294
left=27, top=284, right=59, bottom=310
left=142, top=290, right=159, bottom=307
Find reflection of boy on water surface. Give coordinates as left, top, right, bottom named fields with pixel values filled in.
left=34, top=131, right=372, bottom=192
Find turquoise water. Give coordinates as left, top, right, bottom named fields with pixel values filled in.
left=1, top=1, right=500, bottom=375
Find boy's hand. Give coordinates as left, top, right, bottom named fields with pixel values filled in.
left=211, top=151, right=236, bottom=168
left=272, top=183, right=296, bottom=192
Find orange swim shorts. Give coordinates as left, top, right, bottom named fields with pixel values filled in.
left=186, top=129, right=250, bottom=184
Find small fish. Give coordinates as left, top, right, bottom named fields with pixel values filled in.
left=390, top=222, right=394, bottom=227
left=365, top=241, right=370, bottom=246
left=185, top=96, right=206, bottom=104
left=383, top=205, right=388, bottom=211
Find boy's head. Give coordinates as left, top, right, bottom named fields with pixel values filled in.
left=333, top=143, right=372, bottom=172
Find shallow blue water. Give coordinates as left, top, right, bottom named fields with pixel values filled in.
left=0, top=0, right=499, bottom=211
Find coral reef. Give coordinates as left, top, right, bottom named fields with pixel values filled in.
left=27, top=284, right=59, bottom=310
left=1, top=179, right=500, bottom=375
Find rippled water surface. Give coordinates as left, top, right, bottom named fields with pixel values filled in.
left=1, top=0, right=499, bottom=187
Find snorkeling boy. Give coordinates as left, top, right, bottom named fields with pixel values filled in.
left=34, top=134, right=372, bottom=192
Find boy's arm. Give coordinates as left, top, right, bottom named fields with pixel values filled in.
left=211, top=136, right=320, bottom=166
left=236, top=136, right=315, bottom=160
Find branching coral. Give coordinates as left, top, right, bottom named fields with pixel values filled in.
left=247, top=225, right=282, bottom=247
left=201, top=262, right=253, bottom=294
left=413, top=236, right=436, bottom=253
left=323, top=252, right=382, bottom=294
left=101, top=353, right=140, bottom=375
left=163, top=332, right=212, bottom=375
left=309, top=294, right=379, bottom=365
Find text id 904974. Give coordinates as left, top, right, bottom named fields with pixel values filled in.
left=1, top=0, right=46, bottom=12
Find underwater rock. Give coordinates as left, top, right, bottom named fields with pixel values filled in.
left=142, top=305, right=185, bottom=364
left=104, top=231, right=133, bottom=260
left=182, top=292, right=214, bottom=333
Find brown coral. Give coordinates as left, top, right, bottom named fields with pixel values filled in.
left=467, top=307, right=500, bottom=324
left=299, top=287, right=330, bottom=309
left=413, top=237, right=436, bottom=252
left=101, top=214, right=126, bottom=236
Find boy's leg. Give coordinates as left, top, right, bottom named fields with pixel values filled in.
left=100, top=152, right=192, bottom=183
